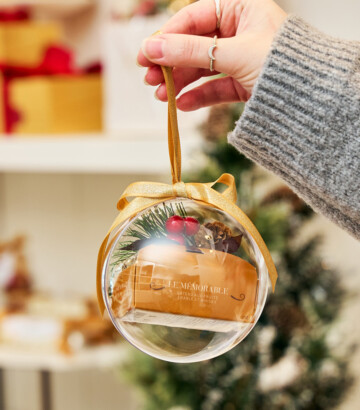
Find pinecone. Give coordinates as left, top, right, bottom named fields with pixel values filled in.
left=204, top=222, right=232, bottom=245
left=194, top=222, right=231, bottom=250
left=194, top=221, right=243, bottom=253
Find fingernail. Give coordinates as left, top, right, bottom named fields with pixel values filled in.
left=144, top=77, right=149, bottom=85
left=142, top=38, right=164, bottom=60
left=154, top=90, right=160, bottom=100
left=136, top=59, right=142, bottom=67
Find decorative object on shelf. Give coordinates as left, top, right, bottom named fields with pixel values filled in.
left=0, top=21, right=62, bottom=67
left=97, top=64, right=278, bottom=363
left=0, top=235, right=32, bottom=312
left=0, top=7, right=29, bottom=22
left=0, top=15, right=102, bottom=134
left=9, top=73, right=102, bottom=134
left=0, top=294, right=119, bottom=355
left=0, top=235, right=118, bottom=355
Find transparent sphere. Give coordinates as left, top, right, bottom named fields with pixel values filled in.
left=102, top=198, right=268, bottom=363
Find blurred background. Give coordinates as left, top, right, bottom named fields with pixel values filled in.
left=0, top=0, right=359, bottom=409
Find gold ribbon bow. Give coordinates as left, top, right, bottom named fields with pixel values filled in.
left=96, top=65, right=278, bottom=315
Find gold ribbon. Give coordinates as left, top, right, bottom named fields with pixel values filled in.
left=96, top=65, right=278, bottom=315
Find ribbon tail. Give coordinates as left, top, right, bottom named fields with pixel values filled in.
left=209, top=173, right=237, bottom=203
left=97, top=234, right=109, bottom=316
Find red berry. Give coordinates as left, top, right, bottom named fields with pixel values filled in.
left=165, top=215, right=184, bottom=234
left=184, top=217, right=200, bottom=236
left=166, top=233, right=185, bottom=245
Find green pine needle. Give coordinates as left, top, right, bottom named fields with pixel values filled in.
left=111, top=201, right=188, bottom=264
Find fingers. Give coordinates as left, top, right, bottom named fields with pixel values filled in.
left=161, top=0, right=218, bottom=35
left=145, top=66, right=216, bottom=100
left=137, top=0, right=218, bottom=66
left=137, top=49, right=155, bottom=68
left=141, top=34, right=237, bottom=77
left=176, top=76, right=249, bottom=111
left=144, top=65, right=164, bottom=85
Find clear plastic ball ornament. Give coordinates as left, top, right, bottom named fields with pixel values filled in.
left=102, top=198, right=268, bottom=363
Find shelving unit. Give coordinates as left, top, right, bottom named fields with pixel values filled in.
left=0, top=344, right=133, bottom=410
left=0, top=3, right=203, bottom=410
left=0, top=132, right=203, bottom=174
left=0, top=344, right=127, bottom=371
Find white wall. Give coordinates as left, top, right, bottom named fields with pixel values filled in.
left=0, top=172, right=164, bottom=297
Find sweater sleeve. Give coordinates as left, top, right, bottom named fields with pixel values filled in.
left=228, top=15, right=360, bottom=240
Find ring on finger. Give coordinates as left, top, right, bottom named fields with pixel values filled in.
left=208, top=35, right=218, bottom=72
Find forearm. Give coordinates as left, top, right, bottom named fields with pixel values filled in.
left=229, top=15, right=360, bottom=239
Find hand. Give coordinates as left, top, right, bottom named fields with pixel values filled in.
left=137, top=0, right=287, bottom=111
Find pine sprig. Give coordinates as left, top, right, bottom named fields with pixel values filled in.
left=111, top=202, right=188, bottom=264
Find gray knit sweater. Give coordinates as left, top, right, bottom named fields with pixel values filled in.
left=229, top=15, right=360, bottom=240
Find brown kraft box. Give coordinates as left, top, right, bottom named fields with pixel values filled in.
left=111, top=244, right=259, bottom=328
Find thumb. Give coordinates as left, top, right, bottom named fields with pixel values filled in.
left=141, top=33, right=238, bottom=76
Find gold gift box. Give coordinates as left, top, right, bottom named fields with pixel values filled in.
left=0, top=22, right=62, bottom=67
left=9, top=74, right=103, bottom=134
left=112, top=244, right=259, bottom=331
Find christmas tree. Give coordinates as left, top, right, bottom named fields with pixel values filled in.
left=121, top=104, right=352, bottom=410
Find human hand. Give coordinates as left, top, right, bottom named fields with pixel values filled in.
left=137, top=0, right=287, bottom=111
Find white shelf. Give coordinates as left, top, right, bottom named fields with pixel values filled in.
left=0, top=132, right=203, bottom=174
left=0, top=344, right=127, bottom=371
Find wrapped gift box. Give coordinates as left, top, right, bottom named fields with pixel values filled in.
left=0, top=22, right=62, bottom=67
left=8, top=74, right=103, bottom=134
